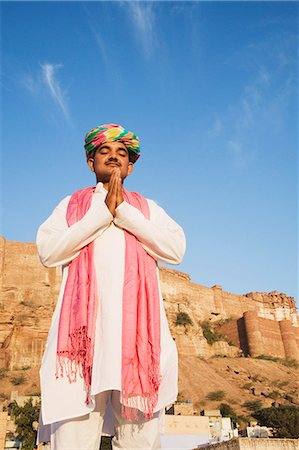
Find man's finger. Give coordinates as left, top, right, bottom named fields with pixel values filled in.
left=108, top=169, right=118, bottom=192
left=116, top=172, right=124, bottom=207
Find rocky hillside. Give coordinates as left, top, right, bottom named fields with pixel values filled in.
left=0, top=238, right=298, bottom=419
left=1, top=354, right=298, bottom=423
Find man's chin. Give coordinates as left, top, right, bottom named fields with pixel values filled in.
left=96, top=171, right=126, bottom=185
left=96, top=174, right=111, bottom=184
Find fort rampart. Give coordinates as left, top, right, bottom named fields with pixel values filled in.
left=217, top=312, right=298, bottom=359
left=198, top=438, right=299, bottom=450
left=0, top=237, right=298, bottom=369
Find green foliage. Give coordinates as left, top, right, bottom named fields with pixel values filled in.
left=175, top=312, right=193, bottom=327
left=255, top=354, right=279, bottom=362
left=200, top=321, right=223, bottom=345
left=282, top=359, right=298, bottom=369
left=0, top=368, right=8, bottom=380
left=0, top=392, right=9, bottom=400
left=242, top=382, right=253, bottom=390
left=268, top=390, right=280, bottom=400
left=272, top=379, right=289, bottom=389
left=17, top=314, right=29, bottom=325
left=176, top=391, right=185, bottom=403
left=219, top=403, right=238, bottom=425
left=10, top=375, right=26, bottom=385
left=206, top=390, right=225, bottom=401
left=255, top=355, right=298, bottom=368
left=250, top=374, right=259, bottom=382
left=10, top=398, right=40, bottom=450
left=201, top=318, right=237, bottom=347
left=214, top=317, right=235, bottom=326
left=19, top=300, right=33, bottom=308
left=237, top=414, right=253, bottom=425
left=249, top=373, right=265, bottom=383
left=243, top=399, right=263, bottom=411
left=224, top=338, right=235, bottom=346
left=253, top=405, right=299, bottom=439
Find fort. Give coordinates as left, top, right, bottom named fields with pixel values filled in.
left=0, top=237, right=298, bottom=371
left=159, top=267, right=298, bottom=361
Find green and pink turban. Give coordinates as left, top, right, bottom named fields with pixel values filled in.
left=84, top=123, right=140, bottom=163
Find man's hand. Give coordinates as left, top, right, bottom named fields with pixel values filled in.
left=105, top=168, right=124, bottom=216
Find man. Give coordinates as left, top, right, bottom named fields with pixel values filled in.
left=36, top=123, right=186, bottom=450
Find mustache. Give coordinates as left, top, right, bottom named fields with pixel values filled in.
left=105, top=160, right=121, bottom=166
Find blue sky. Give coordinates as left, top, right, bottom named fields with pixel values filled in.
left=1, top=1, right=298, bottom=302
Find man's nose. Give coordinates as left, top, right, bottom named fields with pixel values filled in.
left=108, top=154, right=118, bottom=161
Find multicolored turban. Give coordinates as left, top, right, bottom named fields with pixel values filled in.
left=84, top=123, right=140, bottom=163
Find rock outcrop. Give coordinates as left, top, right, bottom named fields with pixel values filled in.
left=0, top=238, right=298, bottom=370
left=0, top=238, right=298, bottom=415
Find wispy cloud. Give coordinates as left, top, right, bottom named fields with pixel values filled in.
left=238, top=65, right=270, bottom=129
left=20, top=63, right=71, bottom=125
left=222, top=66, right=272, bottom=167
left=227, top=140, right=245, bottom=169
left=123, top=1, right=157, bottom=58
left=205, top=29, right=296, bottom=170
left=21, top=73, right=37, bottom=95
left=92, top=30, right=108, bottom=65
left=41, top=63, right=70, bottom=123
left=82, top=4, right=108, bottom=66
left=207, top=116, right=223, bottom=139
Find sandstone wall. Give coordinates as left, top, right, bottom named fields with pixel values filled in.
left=0, top=238, right=298, bottom=370
left=199, top=438, right=299, bottom=450
left=199, top=439, right=240, bottom=450
left=258, top=316, right=286, bottom=357
left=159, top=268, right=297, bottom=325
left=0, top=238, right=61, bottom=369
left=217, top=311, right=298, bottom=359
left=216, top=321, right=240, bottom=348
left=162, top=414, right=210, bottom=435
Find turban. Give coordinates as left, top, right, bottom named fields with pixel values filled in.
left=84, top=123, right=140, bottom=163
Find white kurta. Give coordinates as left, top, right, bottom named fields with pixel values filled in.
left=36, top=182, right=186, bottom=426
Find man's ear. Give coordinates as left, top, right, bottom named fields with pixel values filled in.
left=127, top=162, right=134, bottom=176
left=87, top=158, right=95, bottom=172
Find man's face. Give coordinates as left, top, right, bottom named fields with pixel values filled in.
left=87, top=141, right=133, bottom=184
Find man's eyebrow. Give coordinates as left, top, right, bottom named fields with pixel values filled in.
left=117, top=146, right=128, bottom=153
left=98, top=144, right=128, bottom=152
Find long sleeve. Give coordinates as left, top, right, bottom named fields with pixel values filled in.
left=36, top=189, right=113, bottom=268
left=113, top=199, right=186, bottom=264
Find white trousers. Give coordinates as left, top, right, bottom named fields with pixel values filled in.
left=50, top=391, right=161, bottom=450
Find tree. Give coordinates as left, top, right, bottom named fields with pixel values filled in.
left=9, top=398, right=40, bottom=450
left=200, top=321, right=223, bottom=345
left=206, top=390, right=225, bottom=401
left=253, top=405, right=299, bottom=439
left=175, top=312, right=193, bottom=327
left=219, top=403, right=238, bottom=426
left=242, top=399, right=263, bottom=412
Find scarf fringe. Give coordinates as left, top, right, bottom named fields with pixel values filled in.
left=56, top=326, right=93, bottom=404
left=121, top=363, right=161, bottom=420
left=121, top=392, right=159, bottom=421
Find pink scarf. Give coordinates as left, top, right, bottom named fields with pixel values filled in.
left=56, top=187, right=161, bottom=419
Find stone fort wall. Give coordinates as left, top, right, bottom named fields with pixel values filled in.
left=216, top=312, right=298, bottom=359
left=0, top=237, right=298, bottom=370
left=199, top=438, right=299, bottom=450
left=158, top=266, right=298, bottom=360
